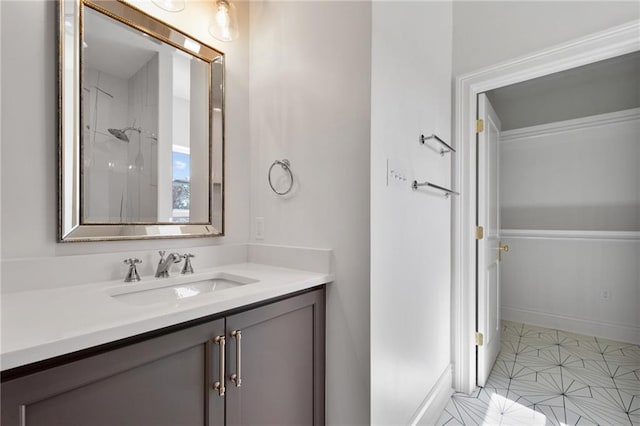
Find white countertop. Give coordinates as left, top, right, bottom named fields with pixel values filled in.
left=1, top=263, right=332, bottom=371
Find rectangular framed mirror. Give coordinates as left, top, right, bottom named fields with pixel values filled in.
left=59, top=0, right=224, bottom=242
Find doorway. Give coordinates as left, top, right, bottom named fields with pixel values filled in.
left=451, top=20, right=640, bottom=395
left=475, top=51, right=640, bottom=387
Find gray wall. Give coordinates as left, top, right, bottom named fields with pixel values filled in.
left=487, top=52, right=640, bottom=130
left=248, top=2, right=372, bottom=424
left=371, top=2, right=453, bottom=423
left=453, top=1, right=640, bottom=77
left=499, top=111, right=640, bottom=231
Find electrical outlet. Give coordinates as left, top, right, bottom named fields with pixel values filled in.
left=600, top=289, right=611, bottom=301
left=255, top=217, right=264, bottom=240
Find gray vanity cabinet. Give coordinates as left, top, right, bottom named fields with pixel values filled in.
left=225, top=289, right=325, bottom=426
left=0, top=318, right=226, bottom=426
left=1, top=288, right=325, bottom=426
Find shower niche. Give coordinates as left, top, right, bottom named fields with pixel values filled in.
left=59, top=0, right=224, bottom=241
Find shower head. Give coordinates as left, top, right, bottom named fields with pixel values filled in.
left=108, top=128, right=130, bottom=142
left=107, top=127, right=142, bottom=143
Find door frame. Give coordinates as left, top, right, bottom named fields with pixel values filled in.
left=451, top=19, right=640, bottom=394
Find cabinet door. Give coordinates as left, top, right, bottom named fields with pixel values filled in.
left=1, top=319, right=225, bottom=426
left=225, top=289, right=325, bottom=426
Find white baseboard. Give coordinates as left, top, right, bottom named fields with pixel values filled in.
left=502, top=306, right=640, bottom=345
left=410, top=364, right=453, bottom=426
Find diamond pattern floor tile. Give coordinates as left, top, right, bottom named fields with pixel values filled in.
left=435, top=322, right=640, bottom=425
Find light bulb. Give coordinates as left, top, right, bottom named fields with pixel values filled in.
left=209, top=0, right=239, bottom=42
left=215, top=4, right=230, bottom=27
left=215, top=5, right=231, bottom=40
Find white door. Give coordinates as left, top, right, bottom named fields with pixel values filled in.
left=476, top=93, right=503, bottom=387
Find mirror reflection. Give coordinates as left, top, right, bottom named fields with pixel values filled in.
left=83, top=6, right=210, bottom=224
left=59, top=0, right=224, bottom=241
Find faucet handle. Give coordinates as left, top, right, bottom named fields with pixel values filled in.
left=158, top=250, right=166, bottom=260
left=181, top=253, right=195, bottom=274
left=124, top=258, right=142, bottom=282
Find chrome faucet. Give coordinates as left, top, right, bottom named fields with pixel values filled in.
left=181, top=253, right=195, bottom=274
left=123, top=258, right=142, bottom=282
left=155, top=251, right=182, bottom=278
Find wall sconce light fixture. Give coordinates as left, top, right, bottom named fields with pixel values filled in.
left=209, top=0, right=239, bottom=42
left=151, top=0, right=186, bottom=12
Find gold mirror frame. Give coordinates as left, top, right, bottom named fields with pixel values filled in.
left=58, top=0, right=225, bottom=242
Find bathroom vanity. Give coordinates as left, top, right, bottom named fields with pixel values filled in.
left=0, top=1, right=332, bottom=423
left=1, top=264, right=329, bottom=425
left=0, top=0, right=333, bottom=423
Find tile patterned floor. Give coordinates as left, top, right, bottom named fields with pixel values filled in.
left=436, top=321, right=640, bottom=425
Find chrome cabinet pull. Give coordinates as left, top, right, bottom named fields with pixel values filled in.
left=213, top=335, right=226, bottom=396
left=230, top=330, right=242, bottom=387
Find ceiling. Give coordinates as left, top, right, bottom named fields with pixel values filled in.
left=486, top=51, right=640, bottom=130
left=83, top=7, right=212, bottom=102
left=83, top=7, right=159, bottom=80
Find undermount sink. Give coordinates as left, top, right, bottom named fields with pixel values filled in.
left=110, top=273, right=259, bottom=306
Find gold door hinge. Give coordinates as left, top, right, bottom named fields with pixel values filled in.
left=475, top=226, right=484, bottom=240
left=475, top=332, right=484, bottom=346
left=476, top=119, right=484, bottom=133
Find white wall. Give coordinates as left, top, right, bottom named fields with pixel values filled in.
left=0, top=0, right=250, bottom=289
left=127, top=56, right=159, bottom=221
left=501, top=234, right=640, bottom=344
left=0, top=0, right=3, bottom=294
left=453, top=1, right=640, bottom=77
left=371, top=2, right=453, bottom=424
left=500, top=109, right=640, bottom=231
left=83, top=67, right=131, bottom=221
left=499, top=110, right=640, bottom=344
left=248, top=2, right=371, bottom=424
left=0, top=0, right=2, bottom=295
